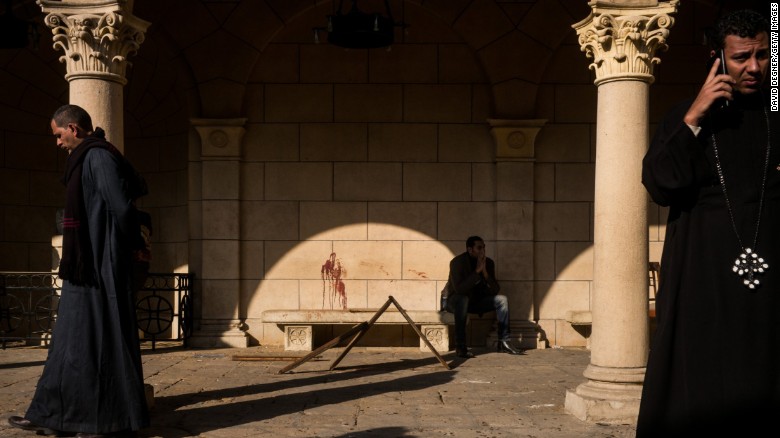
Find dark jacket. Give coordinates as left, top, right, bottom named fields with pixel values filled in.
left=445, top=251, right=500, bottom=301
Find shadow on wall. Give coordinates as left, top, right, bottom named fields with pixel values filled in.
left=244, top=225, right=459, bottom=337
left=242, top=221, right=596, bottom=348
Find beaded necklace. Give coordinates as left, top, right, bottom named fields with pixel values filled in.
left=710, top=103, right=771, bottom=289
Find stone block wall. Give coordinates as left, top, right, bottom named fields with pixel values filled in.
left=0, top=35, right=66, bottom=272
left=0, top=0, right=740, bottom=350
left=233, top=4, right=506, bottom=347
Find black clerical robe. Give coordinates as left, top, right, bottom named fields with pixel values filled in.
left=638, top=93, right=780, bottom=436
left=25, top=146, right=149, bottom=434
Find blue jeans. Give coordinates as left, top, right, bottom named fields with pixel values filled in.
left=448, top=293, right=510, bottom=348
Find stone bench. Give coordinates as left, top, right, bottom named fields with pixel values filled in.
left=565, top=310, right=593, bottom=327
left=565, top=263, right=661, bottom=349
left=262, top=308, right=454, bottom=353
left=565, top=310, right=593, bottom=349
left=565, top=262, right=661, bottom=329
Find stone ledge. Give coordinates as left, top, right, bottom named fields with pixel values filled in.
left=565, top=310, right=593, bottom=326
left=262, top=309, right=454, bottom=352
left=565, top=310, right=593, bottom=350
left=263, top=308, right=454, bottom=325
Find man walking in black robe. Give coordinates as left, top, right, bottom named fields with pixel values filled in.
left=8, top=105, right=149, bottom=437
left=638, top=9, right=780, bottom=436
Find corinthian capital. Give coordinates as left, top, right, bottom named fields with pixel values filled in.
left=573, top=1, right=678, bottom=85
left=38, top=0, right=150, bottom=84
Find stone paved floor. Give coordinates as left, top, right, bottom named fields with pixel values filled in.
left=0, top=343, right=637, bottom=437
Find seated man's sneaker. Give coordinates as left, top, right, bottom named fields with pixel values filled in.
left=456, top=348, right=475, bottom=358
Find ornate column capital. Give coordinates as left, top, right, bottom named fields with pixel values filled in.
left=38, top=0, right=150, bottom=85
left=573, top=0, right=678, bottom=85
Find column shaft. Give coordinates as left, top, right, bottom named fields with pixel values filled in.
left=489, top=119, right=547, bottom=349
left=69, top=78, right=124, bottom=150
left=566, top=0, right=678, bottom=423
left=188, top=119, right=248, bottom=348
left=591, top=80, right=649, bottom=367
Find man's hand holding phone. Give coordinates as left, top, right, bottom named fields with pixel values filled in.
left=683, top=53, right=735, bottom=127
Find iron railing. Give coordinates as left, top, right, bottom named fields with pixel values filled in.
left=0, top=272, right=193, bottom=350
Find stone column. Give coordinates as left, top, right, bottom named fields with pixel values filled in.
left=488, top=119, right=546, bottom=350
left=188, top=118, right=248, bottom=348
left=38, top=0, right=149, bottom=151
left=565, top=0, right=677, bottom=423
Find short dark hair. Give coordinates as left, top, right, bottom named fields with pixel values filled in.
left=710, top=9, right=769, bottom=50
left=51, top=104, right=93, bottom=131
left=466, top=235, right=483, bottom=249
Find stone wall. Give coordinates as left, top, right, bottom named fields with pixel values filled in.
left=0, top=0, right=747, bottom=349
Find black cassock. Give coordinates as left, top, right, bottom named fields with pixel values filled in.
left=638, top=92, right=780, bottom=437
left=25, top=148, right=149, bottom=434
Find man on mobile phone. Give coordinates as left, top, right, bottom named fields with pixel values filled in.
left=638, top=9, right=779, bottom=437
left=684, top=15, right=767, bottom=126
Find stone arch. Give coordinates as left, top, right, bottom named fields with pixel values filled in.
left=0, top=36, right=68, bottom=271
left=223, top=0, right=553, bottom=347
left=145, top=0, right=591, bottom=122
left=415, top=0, right=591, bottom=119
left=122, top=26, right=201, bottom=273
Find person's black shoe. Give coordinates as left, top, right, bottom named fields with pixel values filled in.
left=8, top=416, right=39, bottom=431
left=497, top=340, right=524, bottom=355
left=456, top=348, right=475, bottom=358
left=7, top=416, right=64, bottom=436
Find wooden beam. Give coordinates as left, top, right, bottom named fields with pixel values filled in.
left=277, top=321, right=368, bottom=374
left=276, top=296, right=452, bottom=374
left=232, top=355, right=322, bottom=361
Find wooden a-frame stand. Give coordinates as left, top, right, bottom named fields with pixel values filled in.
left=277, top=296, right=452, bottom=374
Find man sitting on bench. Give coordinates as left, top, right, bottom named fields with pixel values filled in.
left=444, top=236, right=523, bottom=358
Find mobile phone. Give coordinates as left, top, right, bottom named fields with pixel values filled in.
left=719, top=49, right=729, bottom=107
left=718, top=50, right=728, bottom=74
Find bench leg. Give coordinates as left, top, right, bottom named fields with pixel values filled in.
left=285, top=325, right=313, bottom=351
left=420, top=325, right=449, bottom=353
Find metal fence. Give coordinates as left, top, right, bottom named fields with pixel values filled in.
left=0, top=272, right=193, bottom=350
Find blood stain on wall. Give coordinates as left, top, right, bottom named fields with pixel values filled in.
left=321, top=252, right=347, bottom=310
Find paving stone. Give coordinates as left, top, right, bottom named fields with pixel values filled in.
left=0, top=345, right=636, bottom=437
